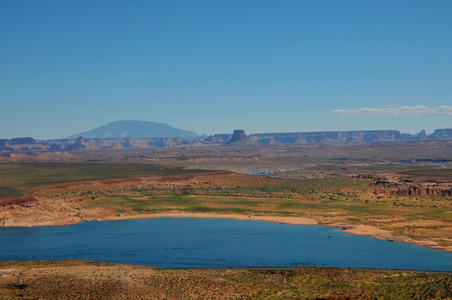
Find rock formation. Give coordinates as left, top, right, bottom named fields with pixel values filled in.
left=429, top=129, right=452, bottom=140
left=249, top=130, right=402, bottom=145
left=359, top=174, right=452, bottom=198
left=203, top=134, right=232, bottom=144
left=227, top=130, right=247, bottom=144
left=2, top=128, right=452, bottom=152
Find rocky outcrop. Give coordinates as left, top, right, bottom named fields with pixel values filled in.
left=250, top=130, right=403, bottom=145
left=248, top=129, right=452, bottom=145
left=418, top=130, right=427, bottom=140
left=2, top=128, right=452, bottom=152
left=429, top=129, right=452, bottom=140
left=65, top=137, right=87, bottom=150
left=9, top=137, right=36, bottom=145
left=203, top=134, right=232, bottom=144
left=0, top=137, right=204, bottom=152
left=61, top=137, right=202, bottom=150
left=361, top=174, right=452, bottom=198
left=0, top=138, right=48, bottom=152
left=226, top=130, right=248, bottom=144
left=0, top=196, right=40, bottom=210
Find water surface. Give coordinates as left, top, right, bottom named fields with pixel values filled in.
left=0, top=218, right=451, bottom=271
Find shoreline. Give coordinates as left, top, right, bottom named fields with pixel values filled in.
left=1, top=261, right=450, bottom=299
left=2, top=212, right=451, bottom=253
left=102, top=212, right=452, bottom=253
left=102, top=212, right=320, bottom=225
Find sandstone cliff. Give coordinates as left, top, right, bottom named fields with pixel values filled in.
left=249, top=130, right=402, bottom=145
left=226, top=130, right=249, bottom=145
left=429, top=129, right=452, bottom=140
left=2, top=128, right=452, bottom=152
left=0, top=137, right=203, bottom=152
left=356, top=174, right=452, bottom=198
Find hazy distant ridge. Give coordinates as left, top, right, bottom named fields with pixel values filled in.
left=2, top=128, right=452, bottom=152
left=67, top=121, right=199, bottom=139
left=249, top=130, right=402, bottom=144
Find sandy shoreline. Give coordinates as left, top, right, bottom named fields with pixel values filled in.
left=2, top=211, right=451, bottom=253
left=100, top=212, right=452, bottom=253
left=103, top=212, right=320, bottom=225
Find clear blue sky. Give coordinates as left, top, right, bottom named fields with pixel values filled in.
left=1, top=0, right=451, bottom=139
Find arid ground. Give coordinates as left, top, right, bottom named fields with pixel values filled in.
left=1, top=141, right=451, bottom=298
left=1, top=260, right=451, bottom=299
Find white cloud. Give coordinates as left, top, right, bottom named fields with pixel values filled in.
left=330, top=105, right=452, bottom=116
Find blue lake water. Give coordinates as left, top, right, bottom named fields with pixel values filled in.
left=0, top=218, right=451, bottom=271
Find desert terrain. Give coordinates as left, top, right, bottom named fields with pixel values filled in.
left=1, top=141, right=451, bottom=251
left=1, top=141, right=451, bottom=298
left=1, top=260, right=451, bottom=299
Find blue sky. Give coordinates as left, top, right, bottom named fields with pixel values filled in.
left=1, top=0, right=451, bottom=139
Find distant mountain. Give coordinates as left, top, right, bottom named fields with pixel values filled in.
left=66, top=121, right=200, bottom=139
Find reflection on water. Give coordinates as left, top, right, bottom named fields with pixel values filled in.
left=1, top=218, right=451, bottom=271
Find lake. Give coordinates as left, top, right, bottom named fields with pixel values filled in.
left=1, top=218, right=451, bottom=271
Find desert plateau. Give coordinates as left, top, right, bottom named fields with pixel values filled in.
left=1, top=139, right=452, bottom=298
